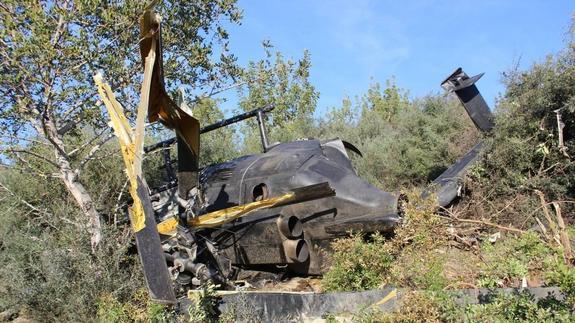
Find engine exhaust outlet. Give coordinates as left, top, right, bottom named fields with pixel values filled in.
left=277, top=214, right=304, bottom=239
left=283, top=239, right=310, bottom=263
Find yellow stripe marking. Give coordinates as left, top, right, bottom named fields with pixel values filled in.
left=373, top=289, right=397, bottom=307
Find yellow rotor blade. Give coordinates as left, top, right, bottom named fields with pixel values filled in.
left=156, top=192, right=295, bottom=235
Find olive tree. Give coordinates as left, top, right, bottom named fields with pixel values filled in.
left=0, top=0, right=242, bottom=249
left=237, top=43, right=319, bottom=153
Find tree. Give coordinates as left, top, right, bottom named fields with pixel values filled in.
left=237, top=43, right=319, bottom=152
left=361, top=79, right=410, bottom=122
left=190, top=98, right=239, bottom=165
left=0, top=0, right=242, bottom=249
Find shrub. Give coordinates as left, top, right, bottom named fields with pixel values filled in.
left=322, top=233, right=394, bottom=291
left=376, top=290, right=572, bottom=323
left=322, top=190, right=450, bottom=292
left=465, top=42, right=575, bottom=228
left=97, top=289, right=176, bottom=323
left=546, top=261, right=575, bottom=307
left=461, top=292, right=572, bottom=322
left=188, top=283, right=221, bottom=323
left=0, top=147, right=144, bottom=321
left=476, top=231, right=556, bottom=288
left=318, top=86, right=478, bottom=191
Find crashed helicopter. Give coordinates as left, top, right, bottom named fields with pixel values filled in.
left=95, top=8, right=494, bottom=304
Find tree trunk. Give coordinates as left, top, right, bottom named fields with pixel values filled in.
left=57, top=154, right=102, bottom=251
left=31, top=115, right=103, bottom=251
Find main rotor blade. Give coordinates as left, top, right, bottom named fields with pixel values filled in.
left=94, top=72, right=176, bottom=304
left=134, top=177, right=177, bottom=303
left=139, top=9, right=200, bottom=161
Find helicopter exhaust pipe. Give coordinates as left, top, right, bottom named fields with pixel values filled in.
left=283, top=239, right=310, bottom=263
left=441, top=67, right=494, bottom=133
left=277, top=214, right=304, bottom=239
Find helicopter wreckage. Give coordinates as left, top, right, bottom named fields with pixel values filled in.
left=94, top=8, right=494, bottom=304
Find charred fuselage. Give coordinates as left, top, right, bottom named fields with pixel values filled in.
left=201, top=138, right=400, bottom=275
left=152, top=138, right=401, bottom=277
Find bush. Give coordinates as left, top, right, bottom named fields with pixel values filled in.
left=318, top=85, right=478, bottom=191
left=476, top=231, right=556, bottom=288
left=97, top=289, right=175, bottom=323
left=375, top=290, right=572, bottom=323
left=461, top=291, right=572, bottom=322
left=0, top=146, right=144, bottom=321
left=546, top=261, right=575, bottom=307
left=464, top=42, right=575, bottom=228
left=322, top=190, right=449, bottom=292
left=322, top=233, right=394, bottom=291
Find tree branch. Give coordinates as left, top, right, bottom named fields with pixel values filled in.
left=0, top=162, right=59, bottom=179
left=0, top=135, right=50, bottom=147
left=438, top=206, right=526, bottom=234
left=3, top=148, right=59, bottom=169
left=437, top=215, right=526, bottom=234
left=74, top=132, right=114, bottom=176
left=35, top=113, right=70, bottom=158
left=67, top=130, right=109, bottom=157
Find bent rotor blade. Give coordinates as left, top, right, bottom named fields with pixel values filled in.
left=132, top=27, right=176, bottom=303
left=134, top=177, right=176, bottom=303
left=139, top=8, right=201, bottom=199
left=139, top=9, right=200, bottom=160
left=93, top=54, right=176, bottom=303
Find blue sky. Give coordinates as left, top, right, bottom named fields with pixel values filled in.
left=219, top=0, right=574, bottom=116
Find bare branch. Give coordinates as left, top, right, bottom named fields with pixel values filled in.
left=35, top=114, right=70, bottom=158
left=0, top=161, right=59, bottom=179
left=438, top=214, right=526, bottom=234
left=438, top=206, right=526, bottom=234
left=554, top=108, right=569, bottom=158
left=57, top=115, right=84, bottom=136
left=552, top=202, right=574, bottom=265
left=204, top=80, right=248, bottom=100
left=58, top=96, right=94, bottom=127
left=3, top=148, right=59, bottom=169
left=535, top=190, right=558, bottom=235
left=74, top=133, right=115, bottom=175
left=68, top=129, right=111, bottom=157
left=50, top=3, right=70, bottom=46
